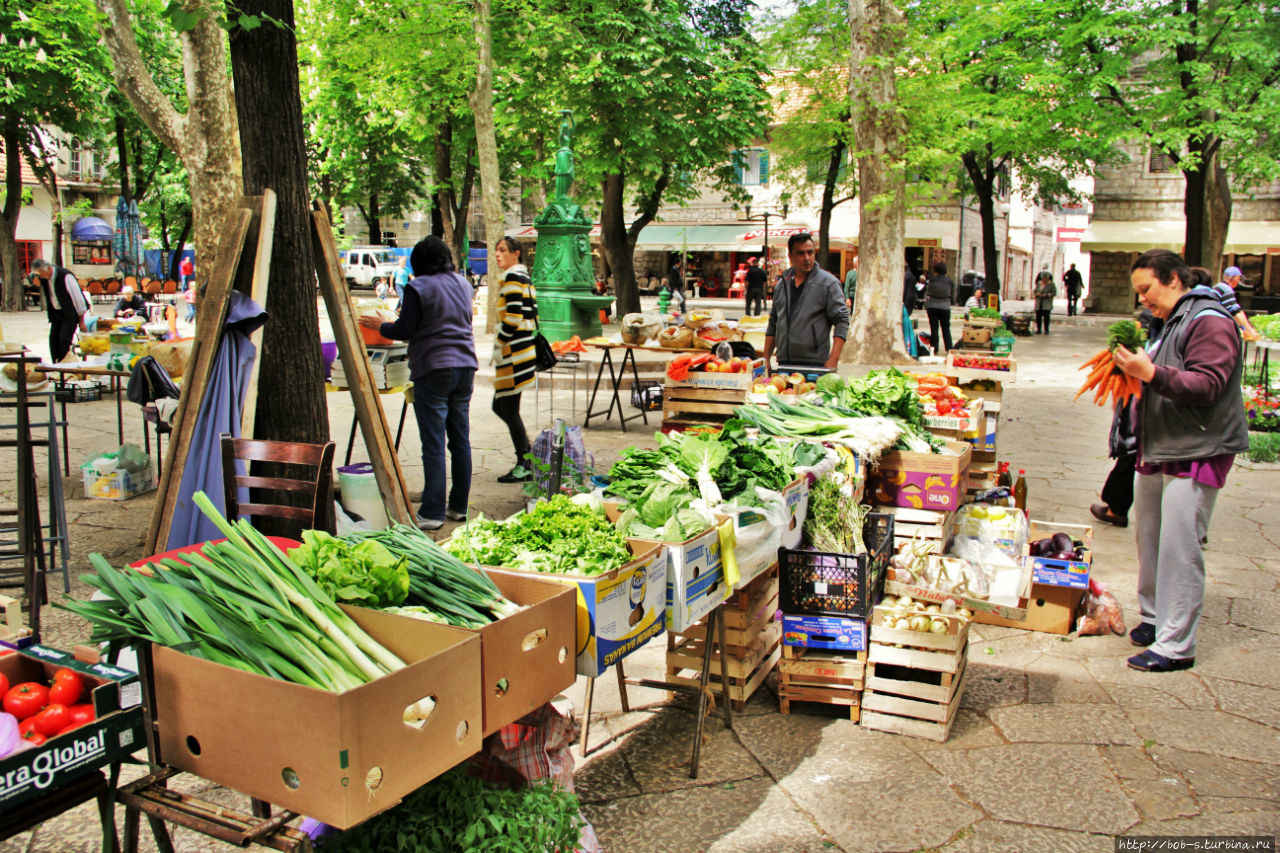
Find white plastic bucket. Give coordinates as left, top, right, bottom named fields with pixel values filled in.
left=337, top=463, right=389, bottom=529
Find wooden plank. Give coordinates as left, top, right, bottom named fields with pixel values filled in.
left=667, top=620, right=781, bottom=678
left=146, top=206, right=255, bottom=555
left=679, top=592, right=778, bottom=646
left=867, top=640, right=966, bottom=674
left=310, top=202, right=413, bottom=525
left=778, top=684, right=862, bottom=706
left=865, top=656, right=965, bottom=705
left=663, top=399, right=741, bottom=417
left=667, top=643, right=779, bottom=707
left=869, top=606, right=969, bottom=652
left=239, top=188, right=276, bottom=438
left=779, top=655, right=866, bottom=682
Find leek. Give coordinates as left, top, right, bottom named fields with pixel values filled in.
left=57, top=492, right=407, bottom=691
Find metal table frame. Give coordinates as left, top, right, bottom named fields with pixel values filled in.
left=583, top=345, right=648, bottom=432
left=38, top=364, right=130, bottom=477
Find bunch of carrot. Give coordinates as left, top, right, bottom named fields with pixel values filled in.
left=1076, top=348, right=1143, bottom=406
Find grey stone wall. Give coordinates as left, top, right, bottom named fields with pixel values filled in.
left=1083, top=250, right=1138, bottom=314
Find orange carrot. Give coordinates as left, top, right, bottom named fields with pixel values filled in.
left=1080, top=349, right=1110, bottom=370
left=1085, top=357, right=1113, bottom=386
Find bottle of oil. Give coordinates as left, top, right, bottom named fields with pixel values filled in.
left=1013, top=469, right=1028, bottom=514
left=997, top=462, right=1012, bottom=489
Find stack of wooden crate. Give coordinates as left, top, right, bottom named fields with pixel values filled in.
left=778, top=645, right=866, bottom=721
left=861, top=604, right=969, bottom=742
left=665, top=566, right=780, bottom=710
left=661, top=358, right=764, bottom=430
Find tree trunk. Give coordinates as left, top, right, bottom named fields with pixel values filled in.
left=50, top=181, right=63, bottom=268
left=433, top=123, right=460, bottom=257
left=962, top=153, right=1001, bottom=306
left=817, top=138, right=846, bottom=272
left=367, top=191, right=382, bottom=245
left=1, top=115, right=25, bottom=312
left=1183, top=140, right=1231, bottom=271
left=95, top=0, right=242, bottom=285
left=843, top=0, right=910, bottom=365
left=114, top=112, right=132, bottom=200
left=228, top=0, right=329, bottom=465
left=468, top=0, right=506, bottom=334
left=601, top=172, right=640, bottom=317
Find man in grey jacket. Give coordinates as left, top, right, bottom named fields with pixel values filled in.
left=763, top=233, right=849, bottom=369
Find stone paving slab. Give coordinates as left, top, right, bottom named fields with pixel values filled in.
left=940, top=819, right=1119, bottom=853
left=922, top=744, right=1140, bottom=834
left=1128, top=708, right=1280, bottom=765
left=987, top=703, right=1138, bottom=744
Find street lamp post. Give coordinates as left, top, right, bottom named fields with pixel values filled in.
left=744, top=203, right=788, bottom=287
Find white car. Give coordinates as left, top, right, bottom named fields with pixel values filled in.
left=343, top=246, right=401, bottom=289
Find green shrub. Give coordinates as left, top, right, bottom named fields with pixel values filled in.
left=1247, top=432, right=1280, bottom=464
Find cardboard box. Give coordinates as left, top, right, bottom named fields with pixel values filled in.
left=974, top=583, right=1085, bottom=635
left=498, top=543, right=667, bottom=678
left=924, top=399, right=984, bottom=438
left=885, top=555, right=1031, bottom=622
left=781, top=614, right=867, bottom=652
left=961, top=326, right=993, bottom=345
left=0, top=646, right=146, bottom=811
left=81, top=458, right=155, bottom=501
left=630, top=528, right=729, bottom=634
left=868, top=440, right=972, bottom=512
left=665, top=358, right=765, bottom=392
left=150, top=607, right=484, bottom=829
left=946, top=351, right=1018, bottom=384
left=473, top=570, right=578, bottom=736
left=1025, top=520, right=1094, bottom=589
left=602, top=502, right=729, bottom=635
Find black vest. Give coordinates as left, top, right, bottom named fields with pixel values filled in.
left=41, top=265, right=81, bottom=323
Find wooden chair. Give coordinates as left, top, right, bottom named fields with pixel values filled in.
left=86, top=280, right=105, bottom=303
left=104, top=279, right=121, bottom=297
left=124, top=276, right=137, bottom=292
left=143, top=279, right=163, bottom=295
left=162, top=280, right=178, bottom=295
left=220, top=434, right=336, bottom=533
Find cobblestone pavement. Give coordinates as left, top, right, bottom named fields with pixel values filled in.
left=1, top=300, right=1277, bottom=852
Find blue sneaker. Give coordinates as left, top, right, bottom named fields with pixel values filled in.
left=1129, top=623, right=1155, bottom=647
left=1127, top=650, right=1194, bottom=672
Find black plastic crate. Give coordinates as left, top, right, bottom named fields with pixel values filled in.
left=778, top=512, right=894, bottom=619
left=631, top=380, right=663, bottom=411
left=54, top=381, right=102, bottom=403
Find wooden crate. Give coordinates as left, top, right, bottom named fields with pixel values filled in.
left=723, top=564, right=779, bottom=620
left=877, top=505, right=953, bottom=554
left=666, top=620, right=781, bottom=710
left=662, top=385, right=746, bottom=428
left=861, top=653, right=968, bottom=742
left=778, top=646, right=865, bottom=721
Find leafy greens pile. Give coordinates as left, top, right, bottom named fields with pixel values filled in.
left=603, top=423, right=796, bottom=542
left=817, top=368, right=942, bottom=452
left=445, top=495, right=631, bottom=576
left=288, top=530, right=409, bottom=608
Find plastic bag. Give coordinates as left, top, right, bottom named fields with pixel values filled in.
left=620, top=312, right=663, bottom=345
left=717, top=486, right=788, bottom=588
left=952, top=503, right=1028, bottom=558
left=1076, top=578, right=1126, bottom=636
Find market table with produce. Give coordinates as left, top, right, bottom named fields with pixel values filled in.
left=4, top=316, right=1142, bottom=848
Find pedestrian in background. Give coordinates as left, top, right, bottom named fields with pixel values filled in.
left=360, top=236, right=477, bottom=531
left=1112, top=248, right=1248, bottom=672
left=843, top=256, right=859, bottom=310
left=1063, top=263, right=1082, bottom=316
left=31, top=259, right=88, bottom=362
left=1033, top=268, right=1056, bottom=333
left=491, top=236, right=536, bottom=484
left=179, top=255, right=194, bottom=290
left=744, top=256, right=767, bottom=317
left=924, top=261, right=954, bottom=354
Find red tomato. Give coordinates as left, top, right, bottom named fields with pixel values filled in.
left=32, top=703, right=71, bottom=737
left=936, top=399, right=953, bottom=415
left=19, top=717, right=46, bottom=744
left=4, top=682, right=50, bottom=720
left=48, top=670, right=83, bottom=706
left=68, top=704, right=95, bottom=725
left=0, top=673, right=8, bottom=696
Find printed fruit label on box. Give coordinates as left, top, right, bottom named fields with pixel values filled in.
left=1028, top=557, right=1091, bottom=589
left=561, top=546, right=667, bottom=677
left=782, top=614, right=867, bottom=651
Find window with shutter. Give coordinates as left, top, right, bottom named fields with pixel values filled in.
left=732, top=150, right=745, bottom=185
left=758, top=151, right=769, bottom=185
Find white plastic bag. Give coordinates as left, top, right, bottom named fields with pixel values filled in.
left=717, top=486, right=788, bottom=588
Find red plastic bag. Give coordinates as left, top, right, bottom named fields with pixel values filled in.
left=1076, top=578, right=1126, bottom=636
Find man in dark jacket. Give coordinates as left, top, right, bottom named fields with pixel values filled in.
left=1063, top=263, right=1083, bottom=316
left=763, top=233, right=849, bottom=368
left=31, top=259, right=88, bottom=362
left=744, top=256, right=767, bottom=316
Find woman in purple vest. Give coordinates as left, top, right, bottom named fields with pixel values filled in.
left=1112, top=249, right=1248, bottom=672
left=360, top=237, right=478, bottom=530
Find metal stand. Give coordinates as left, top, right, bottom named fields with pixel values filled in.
left=534, top=354, right=586, bottom=429
left=579, top=604, right=734, bottom=779
left=0, top=765, right=121, bottom=853
left=583, top=346, right=648, bottom=432
left=118, top=644, right=313, bottom=853
left=0, top=386, right=71, bottom=595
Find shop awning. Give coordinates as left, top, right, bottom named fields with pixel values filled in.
left=70, top=216, right=114, bottom=241
left=904, top=218, right=960, bottom=250
left=1081, top=219, right=1280, bottom=254
left=508, top=222, right=856, bottom=251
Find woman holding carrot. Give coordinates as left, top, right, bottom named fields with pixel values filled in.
left=1110, top=249, right=1248, bottom=673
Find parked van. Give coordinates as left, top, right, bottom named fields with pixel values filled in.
left=343, top=246, right=401, bottom=289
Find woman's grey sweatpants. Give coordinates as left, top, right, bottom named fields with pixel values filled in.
left=1133, top=472, right=1218, bottom=660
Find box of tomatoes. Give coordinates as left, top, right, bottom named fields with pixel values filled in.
left=0, top=644, right=145, bottom=810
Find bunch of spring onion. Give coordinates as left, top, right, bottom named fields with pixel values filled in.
left=803, top=474, right=870, bottom=555
left=346, top=525, right=523, bottom=628
left=56, top=492, right=406, bottom=692
left=734, top=396, right=910, bottom=458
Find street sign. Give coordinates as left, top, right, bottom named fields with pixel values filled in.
left=1056, top=227, right=1086, bottom=243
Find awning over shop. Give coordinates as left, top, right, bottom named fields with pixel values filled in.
left=70, top=216, right=113, bottom=241
left=904, top=218, right=960, bottom=250
left=509, top=222, right=856, bottom=252
left=1081, top=219, right=1280, bottom=254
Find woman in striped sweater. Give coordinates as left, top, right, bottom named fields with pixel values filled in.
left=492, top=236, right=537, bottom=483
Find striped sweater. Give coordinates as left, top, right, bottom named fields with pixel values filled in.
left=494, top=264, right=537, bottom=397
